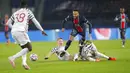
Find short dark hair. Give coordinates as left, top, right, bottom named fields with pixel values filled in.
left=73, top=9, right=79, bottom=12
left=20, top=0, right=27, bottom=8
left=120, top=7, right=125, bottom=9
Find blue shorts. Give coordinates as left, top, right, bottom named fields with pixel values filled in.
left=70, top=29, right=85, bottom=37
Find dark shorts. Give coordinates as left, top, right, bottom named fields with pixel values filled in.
left=120, top=28, right=126, bottom=33
left=70, top=29, right=85, bottom=38
left=5, top=31, right=8, bottom=36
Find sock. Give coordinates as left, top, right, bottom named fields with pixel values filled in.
left=122, top=39, right=125, bottom=46
left=74, top=53, right=79, bottom=60
left=96, top=52, right=109, bottom=59
left=12, top=48, right=29, bottom=60
left=79, top=38, right=85, bottom=55
left=65, top=40, right=72, bottom=50
left=79, top=47, right=83, bottom=55
left=22, top=54, right=27, bottom=65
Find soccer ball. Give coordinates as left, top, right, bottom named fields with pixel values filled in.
left=30, top=53, right=38, bottom=61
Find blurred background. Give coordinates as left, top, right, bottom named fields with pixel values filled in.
left=0, top=0, right=130, bottom=42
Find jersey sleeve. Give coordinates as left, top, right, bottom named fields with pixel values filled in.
left=51, top=48, right=57, bottom=53
left=10, top=14, right=15, bottom=21
left=83, top=16, right=92, bottom=34
left=62, top=14, right=72, bottom=28
left=31, top=18, right=44, bottom=31
left=28, top=9, right=44, bottom=31
left=28, top=10, right=35, bottom=20
left=125, top=14, right=129, bottom=22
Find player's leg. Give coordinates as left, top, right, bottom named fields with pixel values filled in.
left=5, top=31, right=10, bottom=45
left=95, top=51, right=116, bottom=61
left=64, top=52, right=73, bottom=61
left=64, top=29, right=78, bottom=50
left=73, top=53, right=79, bottom=61
left=79, top=31, right=86, bottom=55
left=120, top=29, right=126, bottom=47
left=95, top=51, right=109, bottom=59
left=8, top=47, right=29, bottom=68
left=22, top=54, right=27, bottom=65
left=64, top=35, right=74, bottom=50
left=8, top=32, right=31, bottom=69
left=60, top=30, right=77, bottom=57
left=21, top=42, right=32, bottom=70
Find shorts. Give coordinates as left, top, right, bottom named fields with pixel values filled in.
left=70, top=29, right=85, bottom=37
left=81, top=43, right=97, bottom=58
left=12, top=31, right=31, bottom=46
left=58, top=51, right=70, bottom=60
left=5, top=31, right=8, bottom=35
left=120, top=28, right=126, bottom=32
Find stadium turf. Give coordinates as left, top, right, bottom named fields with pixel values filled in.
left=0, top=40, right=130, bottom=73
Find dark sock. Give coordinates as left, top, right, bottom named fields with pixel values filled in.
left=65, top=40, right=72, bottom=50
left=121, top=31, right=125, bottom=46
left=122, top=39, right=125, bottom=45
left=79, top=46, right=83, bottom=55
left=79, top=38, right=85, bottom=55
left=108, top=57, right=111, bottom=60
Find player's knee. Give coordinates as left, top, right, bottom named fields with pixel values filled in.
left=28, top=46, right=32, bottom=51
left=79, top=37, right=85, bottom=44
left=21, top=45, right=26, bottom=49
left=26, top=42, right=32, bottom=51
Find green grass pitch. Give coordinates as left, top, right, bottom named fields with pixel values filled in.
left=0, top=40, right=130, bottom=73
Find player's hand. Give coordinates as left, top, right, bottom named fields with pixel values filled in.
left=62, top=28, right=65, bottom=32
left=42, top=31, right=48, bottom=36
left=96, top=58, right=100, bottom=62
left=44, top=57, right=49, bottom=60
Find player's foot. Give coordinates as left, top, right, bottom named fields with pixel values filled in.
left=122, top=45, right=125, bottom=48
left=22, top=64, right=30, bottom=70
left=8, top=57, right=15, bottom=68
left=14, top=42, right=17, bottom=44
left=108, top=57, right=116, bottom=61
left=73, top=54, right=79, bottom=61
left=6, top=40, right=10, bottom=45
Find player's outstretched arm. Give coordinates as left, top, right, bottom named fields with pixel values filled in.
left=45, top=48, right=57, bottom=60
left=83, top=16, right=92, bottom=34
left=86, top=20, right=92, bottom=35
left=126, top=15, right=130, bottom=22
left=44, top=52, right=54, bottom=60
left=31, top=18, right=47, bottom=36
left=61, top=15, right=72, bottom=32
left=83, top=16, right=92, bottom=40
